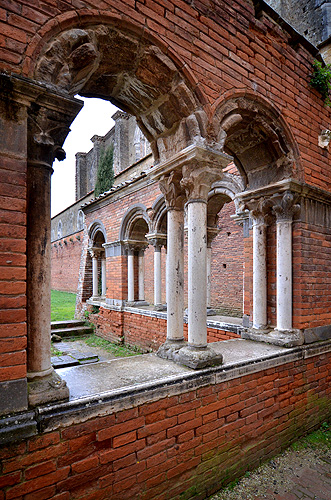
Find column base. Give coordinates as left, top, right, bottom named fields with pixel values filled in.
left=28, top=369, right=69, bottom=407
left=207, top=308, right=217, bottom=316
left=154, top=303, right=167, bottom=311
left=126, top=300, right=149, bottom=307
left=175, top=345, right=223, bottom=370
left=157, top=339, right=187, bottom=360
left=241, top=328, right=304, bottom=347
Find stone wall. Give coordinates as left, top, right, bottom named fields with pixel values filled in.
left=1, top=344, right=330, bottom=499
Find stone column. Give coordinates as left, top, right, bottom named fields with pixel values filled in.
left=101, top=254, right=107, bottom=298
left=158, top=171, right=186, bottom=354
left=273, top=192, right=300, bottom=332
left=138, top=248, right=145, bottom=301
left=153, top=145, right=231, bottom=367
left=26, top=92, right=82, bottom=406
left=250, top=199, right=272, bottom=330
left=179, top=164, right=225, bottom=369
left=89, top=249, right=99, bottom=299
left=154, top=243, right=162, bottom=306
left=127, top=246, right=135, bottom=303
left=207, top=228, right=219, bottom=315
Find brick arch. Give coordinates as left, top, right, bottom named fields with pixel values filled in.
left=207, top=173, right=244, bottom=228
left=29, top=13, right=211, bottom=163
left=119, top=204, right=151, bottom=242
left=88, top=220, right=107, bottom=247
left=151, top=195, right=167, bottom=235
left=212, top=91, right=302, bottom=190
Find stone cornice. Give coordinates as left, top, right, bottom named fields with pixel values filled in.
left=236, top=179, right=331, bottom=206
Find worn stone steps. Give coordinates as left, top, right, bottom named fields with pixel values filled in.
left=51, top=320, right=94, bottom=338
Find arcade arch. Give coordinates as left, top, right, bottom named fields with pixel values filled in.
left=88, top=221, right=107, bottom=301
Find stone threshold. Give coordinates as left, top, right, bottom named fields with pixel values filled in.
left=2, top=339, right=331, bottom=444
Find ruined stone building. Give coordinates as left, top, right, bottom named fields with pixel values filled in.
left=1, top=1, right=331, bottom=499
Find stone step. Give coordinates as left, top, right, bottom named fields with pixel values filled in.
left=51, top=325, right=94, bottom=338
left=51, top=320, right=87, bottom=330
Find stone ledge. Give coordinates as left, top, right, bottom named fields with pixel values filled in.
left=0, top=411, right=37, bottom=445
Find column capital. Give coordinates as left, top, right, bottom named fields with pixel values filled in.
left=88, top=247, right=102, bottom=259
left=181, top=164, right=223, bottom=203
left=146, top=233, right=167, bottom=249
left=272, top=191, right=300, bottom=222
left=123, top=239, right=148, bottom=253
left=245, top=197, right=273, bottom=226
left=159, top=170, right=186, bottom=210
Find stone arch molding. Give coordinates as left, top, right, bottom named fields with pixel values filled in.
left=119, top=204, right=152, bottom=242
left=34, top=24, right=208, bottom=163
left=213, top=94, right=301, bottom=190
left=88, top=220, right=107, bottom=247
left=207, top=173, right=244, bottom=228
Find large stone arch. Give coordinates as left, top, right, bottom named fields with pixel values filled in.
left=32, top=16, right=210, bottom=163
left=212, top=92, right=302, bottom=190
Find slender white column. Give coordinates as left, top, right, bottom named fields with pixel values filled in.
left=154, top=244, right=162, bottom=306
left=138, top=249, right=145, bottom=301
left=252, top=217, right=267, bottom=329
left=167, top=208, right=184, bottom=341
left=206, top=246, right=212, bottom=309
left=91, top=251, right=99, bottom=299
left=127, top=248, right=135, bottom=302
left=187, top=201, right=208, bottom=347
left=276, top=220, right=293, bottom=331
left=101, top=255, right=107, bottom=297
left=273, top=191, right=299, bottom=332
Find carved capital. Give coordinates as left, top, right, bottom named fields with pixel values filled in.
left=27, top=96, right=82, bottom=168
left=272, top=191, right=300, bottom=222
left=159, top=170, right=186, bottom=210
left=146, top=233, right=167, bottom=249
left=246, top=197, right=273, bottom=226
left=89, top=248, right=101, bottom=259
left=181, top=164, right=222, bottom=202
left=123, top=239, right=148, bottom=253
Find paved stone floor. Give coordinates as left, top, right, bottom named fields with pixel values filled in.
left=210, top=444, right=331, bottom=500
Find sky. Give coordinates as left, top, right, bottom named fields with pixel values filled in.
left=51, top=97, right=118, bottom=217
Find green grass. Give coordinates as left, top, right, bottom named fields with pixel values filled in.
left=51, top=289, right=76, bottom=321
left=291, top=422, right=331, bottom=450
left=81, top=334, right=143, bottom=357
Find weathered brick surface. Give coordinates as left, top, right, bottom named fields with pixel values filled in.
left=1, top=351, right=330, bottom=499
left=51, top=231, right=83, bottom=294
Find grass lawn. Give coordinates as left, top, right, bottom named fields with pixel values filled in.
left=51, top=289, right=76, bottom=321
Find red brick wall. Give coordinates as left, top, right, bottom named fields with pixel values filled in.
left=90, top=307, right=240, bottom=352
left=51, top=232, right=83, bottom=294
left=1, top=348, right=330, bottom=499
left=0, top=123, right=27, bottom=385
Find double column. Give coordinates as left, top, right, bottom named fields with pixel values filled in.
left=146, top=234, right=167, bottom=310
left=89, top=248, right=106, bottom=300
left=244, top=191, right=300, bottom=345
left=26, top=89, right=82, bottom=406
left=125, top=241, right=148, bottom=305
left=157, top=145, right=231, bottom=368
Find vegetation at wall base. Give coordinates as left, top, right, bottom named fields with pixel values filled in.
left=310, top=60, right=331, bottom=106
left=75, top=334, right=143, bottom=357
left=94, top=145, right=114, bottom=197
left=51, top=289, right=76, bottom=321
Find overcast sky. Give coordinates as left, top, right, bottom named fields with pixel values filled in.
left=51, top=97, right=118, bottom=217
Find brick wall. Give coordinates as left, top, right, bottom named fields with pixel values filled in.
left=90, top=306, right=240, bottom=352
left=51, top=232, right=83, bottom=294
left=0, top=347, right=330, bottom=499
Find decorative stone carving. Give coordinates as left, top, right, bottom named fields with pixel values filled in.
left=181, top=164, right=223, bottom=202
left=272, top=191, right=300, bottom=221
left=247, top=197, right=273, bottom=226
left=318, top=129, right=331, bottom=149
left=159, top=170, right=186, bottom=210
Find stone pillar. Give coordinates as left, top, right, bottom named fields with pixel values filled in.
left=158, top=171, right=186, bottom=353
left=273, top=192, right=300, bottom=332
left=138, top=248, right=145, bottom=301
left=179, top=164, right=225, bottom=369
left=89, top=249, right=99, bottom=299
left=127, top=246, right=135, bottom=303
left=26, top=91, right=82, bottom=406
left=154, top=145, right=231, bottom=367
left=154, top=243, right=162, bottom=306
left=101, top=254, right=107, bottom=298
left=207, top=228, right=219, bottom=315
left=250, top=199, right=272, bottom=330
